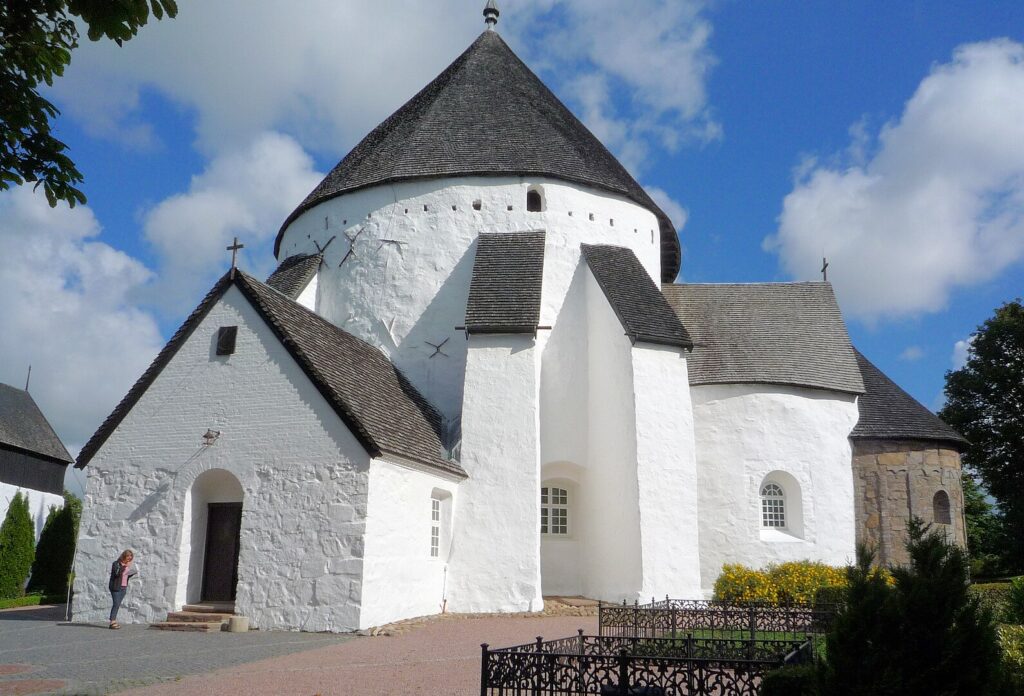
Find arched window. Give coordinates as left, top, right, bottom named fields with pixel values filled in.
left=526, top=188, right=543, bottom=212
left=761, top=483, right=786, bottom=529
left=933, top=490, right=952, bottom=525
left=541, top=486, right=568, bottom=535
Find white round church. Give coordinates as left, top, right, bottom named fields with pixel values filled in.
left=72, top=7, right=967, bottom=631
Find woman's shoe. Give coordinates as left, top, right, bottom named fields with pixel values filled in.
left=109, top=622, right=120, bottom=629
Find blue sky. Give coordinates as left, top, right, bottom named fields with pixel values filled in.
left=1, top=1, right=1022, bottom=491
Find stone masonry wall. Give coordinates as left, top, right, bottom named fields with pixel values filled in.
left=852, top=439, right=966, bottom=567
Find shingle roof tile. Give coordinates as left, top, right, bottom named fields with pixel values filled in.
left=465, top=231, right=545, bottom=334
left=851, top=349, right=966, bottom=447
left=265, top=253, right=321, bottom=299
left=275, top=30, right=681, bottom=281
left=582, top=244, right=692, bottom=349
left=662, top=282, right=864, bottom=394
left=0, top=383, right=72, bottom=463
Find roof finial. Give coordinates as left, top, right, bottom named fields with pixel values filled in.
left=483, top=0, right=499, bottom=29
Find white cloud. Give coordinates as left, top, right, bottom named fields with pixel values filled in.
left=141, top=132, right=323, bottom=314
left=952, top=337, right=974, bottom=369
left=765, top=39, right=1024, bottom=322
left=52, top=3, right=717, bottom=174
left=899, top=346, right=924, bottom=361
left=645, top=186, right=689, bottom=231
left=0, top=188, right=163, bottom=451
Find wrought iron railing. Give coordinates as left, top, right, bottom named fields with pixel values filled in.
left=480, top=631, right=814, bottom=695
left=599, top=598, right=838, bottom=642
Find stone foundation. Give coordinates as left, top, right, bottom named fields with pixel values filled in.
left=852, top=439, right=966, bottom=567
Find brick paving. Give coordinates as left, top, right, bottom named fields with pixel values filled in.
left=1, top=603, right=599, bottom=695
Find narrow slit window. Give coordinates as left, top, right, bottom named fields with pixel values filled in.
left=527, top=189, right=543, bottom=212
left=430, top=497, right=441, bottom=557
left=933, top=490, right=951, bottom=525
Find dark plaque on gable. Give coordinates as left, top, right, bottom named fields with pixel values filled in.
left=216, top=326, right=238, bottom=355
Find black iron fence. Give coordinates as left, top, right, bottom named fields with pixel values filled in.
left=480, top=631, right=813, bottom=695
left=599, top=598, right=838, bottom=642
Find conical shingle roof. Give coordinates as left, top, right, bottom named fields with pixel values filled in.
left=276, top=30, right=681, bottom=281
left=851, top=349, right=967, bottom=448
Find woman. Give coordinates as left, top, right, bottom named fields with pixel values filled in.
left=108, top=549, right=137, bottom=629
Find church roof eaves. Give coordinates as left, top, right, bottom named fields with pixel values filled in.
left=582, top=244, right=693, bottom=349
left=275, top=29, right=681, bottom=282
left=662, top=282, right=865, bottom=395
left=850, top=348, right=967, bottom=448
left=465, top=231, right=545, bottom=334
left=0, top=383, right=73, bottom=465
left=76, top=272, right=464, bottom=478
left=265, top=252, right=321, bottom=299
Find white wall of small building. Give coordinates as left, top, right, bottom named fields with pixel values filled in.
left=691, top=383, right=859, bottom=593
left=359, top=457, right=460, bottom=628
left=278, top=177, right=662, bottom=423
left=0, top=483, right=64, bottom=542
left=73, top=286, right=371, bottom=632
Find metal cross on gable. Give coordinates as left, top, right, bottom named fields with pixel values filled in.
left=226, top=237, right=245, bottom=279
left=821, top=256, right=830, bottom=282
left=425, top=336, right=450, bottom=358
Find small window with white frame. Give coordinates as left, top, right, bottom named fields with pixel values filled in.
left=541, top=486, right=569, bottom=535
left=761, top=482, right=786, bottom=529
left=430, top=496, right=441, bottom=557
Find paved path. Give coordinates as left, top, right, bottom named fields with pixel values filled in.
left=0, top=606, right=351, bottom=695
left=1, top=605, right=596, bottom=695
left=120, top=613, right=598, bottom=696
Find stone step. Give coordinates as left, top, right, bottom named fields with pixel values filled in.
left=149, top=621, right=224, bottom=632
left=182, top=603, right=235, bottom=614
left=165, top=611, right=233, bottom=623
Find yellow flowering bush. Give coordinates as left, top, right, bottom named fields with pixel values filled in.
left=769, top=561, right=846, bottom=603
left=999, top=625, right=1024, bottom=691
left=713, top=560, right=891, bottom=605
left=713, top=564, right=778, bottom=604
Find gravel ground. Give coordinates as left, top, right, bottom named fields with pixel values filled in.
left=118, top=613, right=599, bottom=696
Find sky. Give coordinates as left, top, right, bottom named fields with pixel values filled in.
left=1, top=1, right=1022, bottom=495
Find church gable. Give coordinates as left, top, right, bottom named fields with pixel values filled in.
left=77, top=272, right=461, bottom=477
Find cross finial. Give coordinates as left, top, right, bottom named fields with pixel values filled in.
left=483, top=0, right=499, bottom=29
left=821, top=256, right=829, bottom=282
left=227, top=237, right=245, bottom=279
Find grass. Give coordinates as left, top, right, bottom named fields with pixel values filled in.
left=0, top=593, right=68, bottom=610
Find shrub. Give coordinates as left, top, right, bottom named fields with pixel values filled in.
left=1008, top=577, right=1024, bottom=624
left=972, top=582, right=1013, bottom=623
left=999, top=624, right=1024, bottom=693
left=769, top=561, right=846, bottom=604
left=0, top=492, right=36, bottom=599
left=818, top=520, right=1003, bottom=695
left=26, top=492, right=79, bottom=596
left=713, top=564, right=778, bottom=604
left=761, top=663, right=818, bottom=696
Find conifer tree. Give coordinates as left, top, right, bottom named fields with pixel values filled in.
left=0, top=492, right=36, bottom=599
left=819, top=519, right=1005, bottom=695
left=27, top=492, right=79, bottom=596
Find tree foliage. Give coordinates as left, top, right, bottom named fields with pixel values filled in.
left=26, top=491, right=80, bottom=596
left=0, top=492, right=36, bottom=599
left=1, top=0, right=178, bottom=207
left=819, top=520, right=1005, bottom=695
left=940, top=299, right=1024, bottom=573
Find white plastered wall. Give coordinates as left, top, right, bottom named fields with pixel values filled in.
left=295, top=273, right=317, bottom=311
left=446, top=333, right=544, bottom=613
left=692, top=383, right=859, bottom=593
left=631, top=343, right=702, bottom=599
left=0, top=483, right=64, bottom=542
left=278, top=177, right=662, bottom=423
left=73, top=286, right=371, bottom=631
left=359, top=457, right=460, bottom=628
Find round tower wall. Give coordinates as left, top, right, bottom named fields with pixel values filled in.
left=278, top=176, right=664, bottom=420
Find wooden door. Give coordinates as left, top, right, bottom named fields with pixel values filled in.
left=201, top=502, right=242, bottom=602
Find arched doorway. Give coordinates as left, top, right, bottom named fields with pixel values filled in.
left=177, top=469, right=244, bottom=605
